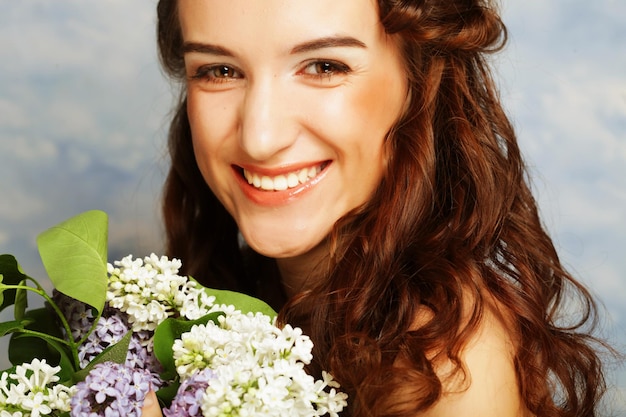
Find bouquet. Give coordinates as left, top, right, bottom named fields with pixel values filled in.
left=0, top=210, right=347, bottom=417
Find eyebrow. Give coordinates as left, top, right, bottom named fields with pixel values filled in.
left=289, top=36, right=367, bottom=54
left=182, top=36, right=367, bottom=57
left=183, top=42, right=234, bottom=57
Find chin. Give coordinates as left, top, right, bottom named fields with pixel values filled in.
left=241, top=232, right=321, bottom=260
left=246, top=241, right=305, bottom=259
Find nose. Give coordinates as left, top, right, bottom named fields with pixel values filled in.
left=238, top=76, right=297, bottom=161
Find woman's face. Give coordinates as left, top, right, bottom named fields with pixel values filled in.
left=179, top=0, right=407, bottom=262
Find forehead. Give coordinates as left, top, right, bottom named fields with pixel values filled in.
left=177, top=0, right=383, bottom=47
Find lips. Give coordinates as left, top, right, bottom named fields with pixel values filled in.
left=242, top=162, right=329, bottom=191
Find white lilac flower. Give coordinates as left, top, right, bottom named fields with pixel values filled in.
left=0, top=412, right=23, bottom=417
left=70, top=362, right=154, bottom=417
left=171, top=310, right=348, bottom=416
left=47, top=384, right=75, bottom=412
left=0, top=359, right=75, bottom=416
left=106, top=254, right=216, bottom=332
left=20, top=392, right=51, bottom=417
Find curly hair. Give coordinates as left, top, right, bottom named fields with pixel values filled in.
left=156, top=1, right=609, bottom=415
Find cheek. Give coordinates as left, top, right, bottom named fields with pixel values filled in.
left=343, top=77, right=406, bottom=166
left=186, top=91, right=233, bottom=161
left=186, top=93, right=229, bottom=190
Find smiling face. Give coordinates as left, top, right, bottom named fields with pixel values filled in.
left=178, top=0, right=407, bottom=273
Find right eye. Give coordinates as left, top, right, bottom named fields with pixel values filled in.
left=190, top=64, right=243, bottom=83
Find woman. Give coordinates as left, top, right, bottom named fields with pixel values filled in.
left=152, top=0, right=610, bottom=415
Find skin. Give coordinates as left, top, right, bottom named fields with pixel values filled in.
left=415, top=298, right=529, bottom=417
left=142, top=0, right=528, bottom=415
left=142, top=391, right=161, bottom=416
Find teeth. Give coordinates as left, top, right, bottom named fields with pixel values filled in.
left=297, top=169, right=308, bottom=183
left=243, top=165, right=323, bottom=191
left=287, top=173, right=299, bottom=188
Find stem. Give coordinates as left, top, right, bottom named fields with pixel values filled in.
left=37, top=287, right=83, bottom=367
left=14, top=328, right=71, bottom=347
left=3, top=280, right=82, bottom=369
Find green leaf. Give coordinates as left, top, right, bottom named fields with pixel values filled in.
left=202, top=286, right=277, bottom=318
left=36, top=210, right=108, bottom=313
left=153, top=312, right=223, bottom=381
left=0, top=365, right=17, bottom=377
left=14, top=279, right=28, bottom=321
left=14, top=333, right=77, bottom=382
left=156, top=379, right=180, bottom=405
left=73, top=330, right=132, bottom=383
left=0, top=319, right=28, bottom=337
left=54, top=341, right=77, bottom=384
left=0, top=255, right=30, bottom=313
left=8, top=308, right=65, bottom=367
left=9, top=333, right=62, bottom=367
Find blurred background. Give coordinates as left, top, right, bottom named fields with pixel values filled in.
left=1, top=1, right=624, bottom=412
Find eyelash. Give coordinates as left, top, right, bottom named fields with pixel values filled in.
left=190, top=65, right=243, bottom=83
left=299, top=60, right=352, bottom=80
left=188, top=59, right=352, bottom=84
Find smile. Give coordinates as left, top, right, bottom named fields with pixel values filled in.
left=242, top=162, right=329, bottom=191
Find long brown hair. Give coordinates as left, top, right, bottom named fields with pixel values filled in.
left=156, top=1, right=610, bottom=415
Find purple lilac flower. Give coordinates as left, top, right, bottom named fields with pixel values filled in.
left=52, top=290, right=95, bottom=340
left=78, top=314, right=130, bottom=367
left=127, top=332, right=165, bottom=389
left=70, top=362, right=154, bottom=417
left=163, top=369, right=215, bottom=417
left=70, top=313, right=162, bottom=384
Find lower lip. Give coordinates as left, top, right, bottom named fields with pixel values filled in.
left=233, top=164, right=330, bottom=207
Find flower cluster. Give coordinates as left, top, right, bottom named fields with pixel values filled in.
left=0, top=359, right=75, bottom=417
left=106, top=254, right=217, bottom=331
left=55, top=253, right=346, bottom=416
left=53, top=291, right=164, bottom=385
left=2, top=245, right=347, bottom=417
left=70, top=362, right=154, bottom=417
left=166, top=311, right=348, bottom=417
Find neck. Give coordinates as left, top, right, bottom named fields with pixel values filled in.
left=276, top=240, right=329, bottom=298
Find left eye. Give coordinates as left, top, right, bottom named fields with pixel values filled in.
left=301, top=60, right=351, bottom=77
left=209, top=65, right=241, bottom=79
left=190, top=64, right=244, bottom=83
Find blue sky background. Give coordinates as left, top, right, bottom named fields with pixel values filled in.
left=1, top=1, right=624, bottom=412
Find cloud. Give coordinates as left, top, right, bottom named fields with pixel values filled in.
left=0, top=2, right=171, bottom=284
left=496, top=0, right=626, bottom=393
left=498, top=5, right=626, bottom=245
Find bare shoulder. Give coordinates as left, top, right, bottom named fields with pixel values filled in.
left=416, top=297, right=531, bottom=417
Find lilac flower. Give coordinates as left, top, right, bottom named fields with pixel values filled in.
left=78, top=314, right=130, bottom=367
left=52, top=290, right=95, bottom=340
left=0, top=359, right=75, bottom=415
left=163, top=369, right=215, bottom=417
left=72, top=312, right=164, bottom=389
left=95, top=315, right=128, bottom=343
left=70, top=362, right=154, bottom=417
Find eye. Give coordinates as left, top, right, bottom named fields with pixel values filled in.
left=299, top=60, right=351, bottom=79
left=190, top=64, right=243, bottom=83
